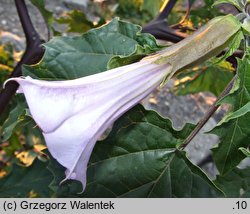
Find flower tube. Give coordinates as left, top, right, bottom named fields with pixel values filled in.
left=5, top=59, right=172, bottom=190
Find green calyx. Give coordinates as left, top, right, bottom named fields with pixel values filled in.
left=151, top=14, right=242, bottom=85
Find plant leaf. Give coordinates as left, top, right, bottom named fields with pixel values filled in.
left=215, top=30, right=243, bottom=63
left=213, top=0, right=243, bottom=11
left=239, top=147, right=250, bottom=157
left=23, top=18, right=160, bottom=80
left=211, top=56, right=250, bottom=174
left=218, top=101, right=250, bottom=124
left=214, top=167, right=250, bottom=197
left=0, top=159, right=52, bottom=197
left=0, top=96, right=31, bottom=142
left=190, top=0, right=223, bottom=27
left=48, top=105, right=222, bottom=197
left=242, top=17, right=250, bottom=36
left=174, top=59, right=234, bottom=96
left=56, top=10, right=98, bottom=34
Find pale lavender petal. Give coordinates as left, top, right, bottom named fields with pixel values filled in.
left=5, top=59, right=172, bottom=190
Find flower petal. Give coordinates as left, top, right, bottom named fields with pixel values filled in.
left=6, top=60, right=172, bottom=190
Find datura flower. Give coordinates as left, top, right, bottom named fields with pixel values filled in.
left=4, top=14, right=241, bottom=191
left=5, top=59, right=172, bottom=190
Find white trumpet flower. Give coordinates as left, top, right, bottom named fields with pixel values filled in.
left=5, top=14, right=240, bottom=191
left=5, top=58, right=172, bottom=190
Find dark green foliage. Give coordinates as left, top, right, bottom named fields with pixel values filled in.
left=23, top=18, right=160, bottom=80
left=48, top=105, right=221, bottom=197
left=211, top=56, right=250, bottom=174
left=174, top=59, right=234, bottom=96
left=215, top=167, right=250, bottom=197
left=0, top=159, right=52, bottom=197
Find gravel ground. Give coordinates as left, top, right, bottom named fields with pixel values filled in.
left=0, top=0, right=229, bottom=177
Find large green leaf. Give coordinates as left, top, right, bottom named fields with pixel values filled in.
left=214, top=167, right=250, bottom=197
left=23, top=18, right=160, bottom=80
left=211, top=56, right=250, bottom=174
left=174, top=59, right=234, bottom=96
left=48, top=105, right=222, bottom=197
left=0, top=159, right=52, bottom=197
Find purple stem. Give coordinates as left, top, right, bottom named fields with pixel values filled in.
left=0, top=0, right=45, bottom=115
